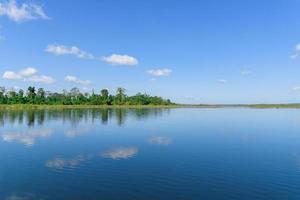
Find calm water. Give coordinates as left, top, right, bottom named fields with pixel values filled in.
left=1, top=108, right=300, bottom=200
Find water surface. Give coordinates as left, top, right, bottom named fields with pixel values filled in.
left=1, top=108, right=300, bottom=200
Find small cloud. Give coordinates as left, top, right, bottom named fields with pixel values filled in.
left=3, top=71, right=22, bottom=80
left=46, top=44, right=94, bottom=59
left=27, top=75, right=55, bottom=84
left=2, top=67, right=55, bottom=84
left=147, top=68, right=172, bottom=77
left=65, top=75, right=91, bottom=86
left=181, top=95, right=201, bottom=101
left=19, top=67, right=37, bottom=77
left=102, top=54, right=138, bottom=66
left=290, top=43, right=300, bottom=59
left=241, top=70, right=252, bottom=76
left=102, top=54, right=139, bottom=66
left=148, top=136, right=171, bottom=145
left=218, top=79, right=228, bottom=83
left=0, top=0, right=49, bottom=22
left=46, top=45, right=138, bottom=66
left=81, top=87, right=92, bottom=92
left=101, top=147, right=138, bottom=160
left=290, top=54, right=298, bottom=59
left=13, top=85, right=20, bottom=90
left=292, top=86, right=300, bottom=91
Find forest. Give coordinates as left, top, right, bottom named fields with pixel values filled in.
left=0, top=86, right=174, bottom=105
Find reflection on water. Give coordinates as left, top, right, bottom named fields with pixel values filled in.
left=101, top=147, right=138, bottom=160
left=46, top=154, right=92, bottom=170
left=0, top=108, right=169, bottom=127
left=0, top=108, right=170, bottom=146
left=64, top=128, right=91, bottom=138
left=2, top=109, right=300, bottom=200
left=5, top=193, right=46, bottom=200
left=148, top=136, right=172, bottom=145
left=2, top=129, right=53, bottom=147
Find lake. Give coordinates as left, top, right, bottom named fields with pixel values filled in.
left=1, top=108, right=300, bottom=200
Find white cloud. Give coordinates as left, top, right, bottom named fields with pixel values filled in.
left=147, top=68, right=172, bottom=77
left=241, top=70, right=252, bottom=75
left=102, top=54, right=138, bottom=65
left=290, top=54, right=298, bottom=59
left=218, top=79, right=228, bottom=83
left=101, top=147, right=138, bottom=160
left=46, top=45, right=139, bottom=66
left=27, top=75, right=55, bottom=84
left=292, top=86, right=300, bottom=91
left=19, top=67, right=37, bottom=77
left=65, top=75, right=91, bottom=85
left=0, top=0, right=48, bottom=22
left=82, top=87, right=91, bottom=91
left=290, top=43, right=300, bottom=59
left=46, top=44, right=94, bottom=59
left=3, top=71, right=22, bottom=80
left=2, top=67, right=55, bottom=84
left=181, top=95, right=201, bottom=101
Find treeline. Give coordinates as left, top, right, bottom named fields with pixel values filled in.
left=0, top=86, right=174, bottom=105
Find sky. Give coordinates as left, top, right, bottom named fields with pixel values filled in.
left=0, top=0, right=300, bottom=104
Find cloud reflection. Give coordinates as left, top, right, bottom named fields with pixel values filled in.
left=102, top=147, right=138, bottom=160
left=5, top=193, right=44, bottom=200
left=2, top=129, right=53, bottom=147
left=45, top=155, right=91, bottom=170
left=148, top=136, right=172, bottom=145
left=64, top=128, right=91, bottom=138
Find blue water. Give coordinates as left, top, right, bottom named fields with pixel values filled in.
left=1, top=108, right=300, bottom=200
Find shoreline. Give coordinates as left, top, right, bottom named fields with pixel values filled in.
left=1, top=104, right=300, bottom=110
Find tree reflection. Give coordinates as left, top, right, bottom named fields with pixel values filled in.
left=101, top=109, right=109, bottom=124
left=26, top=110, right=35, bottom=127
left=115, top=109, right=126, bottom=126
left=0, top=108, right=170, bottom=127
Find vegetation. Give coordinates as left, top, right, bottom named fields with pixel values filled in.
left=0, top=86, right=174, bottom=106
left=1, top=86, right=300, bottom=109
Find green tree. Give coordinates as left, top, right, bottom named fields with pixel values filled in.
left=0, top=87, right=5, bottom=104
left=37, top=88, right=46, bottom=104
left=0, top=86, right=174, bottom=106
left=115, top=87, right=126, bottom=105
left=7, top=89, right=17, bottom=104
left=27, top=86, right=36, bottom=104
left=100, top=89, right=109, bottom=104
left=18, top=89, right=25, bottom=104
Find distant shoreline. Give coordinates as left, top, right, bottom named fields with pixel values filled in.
left=1, top=104, right=300, bottom=110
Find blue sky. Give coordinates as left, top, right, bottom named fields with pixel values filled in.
left=0, top=0, right=300, bottom=104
